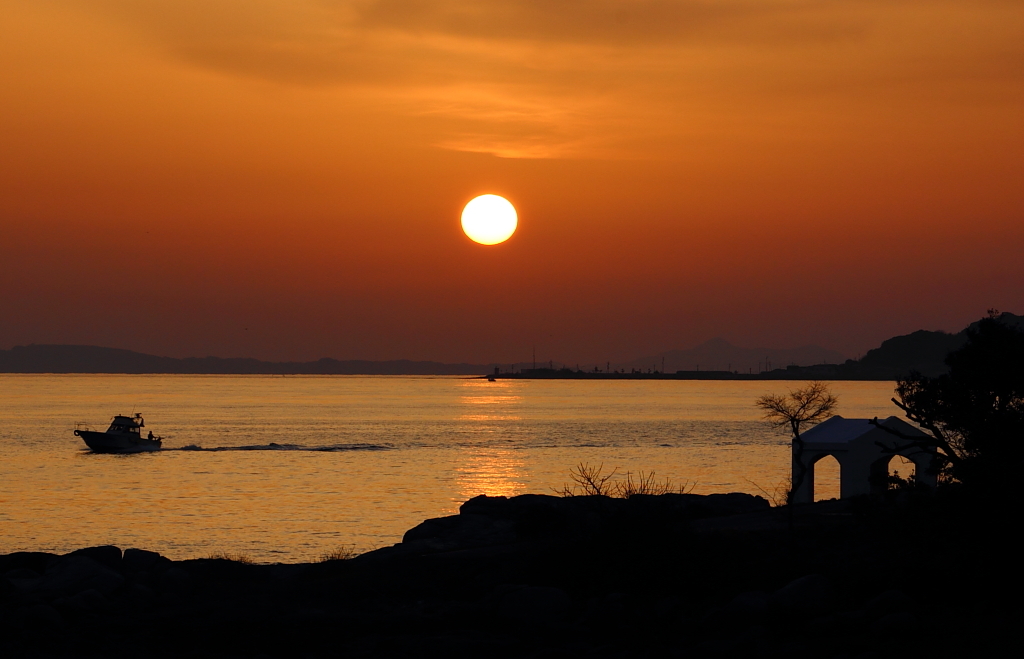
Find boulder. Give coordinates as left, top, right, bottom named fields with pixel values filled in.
left=649, top=492, right=770, bottom=517
left=52, top=588, right=111, bottom=615
left=21, top=604, right=65, bottom=630
left=1, top=575, right=23, bottom=604
left=3, top=568, right=41, bottom=580
left=68, top=546, right=122, bottom=572
left=484, top=585, right=572, bottom=627
left=870, top=611, right=917, bottom=637
left=0, top=552, right=55, bottom=576
left=581, top=592, right=629, bottom=629
left=34, top=555, right=125, bottom=599
left=769, top=574, right=832, bottom=614
left=459, top=495, right=510, bottom=517
left=122, top=548, right=169, bottom=574
left=158, top=567, right=193, bottom=595
left=128, top=582, right=156, bottom=606
left=458, top=492, right=770, bottom=533
left=403, top=514, right=517, bottom=550
left=864, top=589, right=914, bottom=621
left=725, top=590, right=770, bottom=617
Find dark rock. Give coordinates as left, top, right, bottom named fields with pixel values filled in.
left=460, top=494, right=510, bottom=517
left=265, top=562, right=311, bottom=581
left=403, top=513, right=517, bottom=550
left=403, top=515, right=463, bottom=543
left=35, top=555, right=125, bottom=598
left=5, top=574, right=42, bottom=599
left=694, top=637, right=740, bottom=657
left=484, top=585, right=572, bottom=627
left=775, top=639, right=812, bottom=658
left=159, top=567, right=193, bottom=594
left=1, top=575, right=23, bottom=603
left=128, top=582, right=157, bottom=606
left=863, top=589, right=914, bottom=621
left=581, top=592, right=629, bottom=629
left=3, top=568, right=40, bottom=580
left=804, top=610, right=863, bottom=637
left=460, top=492, right=769, bottom=530
left=68, top=545, right=122, bottom=571
left=870, top=611, right=917, bottom=637
left=732, top=624, right=776, bottom=656
left=725, top=590, right=769, bottom=617
left=52, top=588, right=111, bottom=615
left=122, top=548, right=169, bottom=574
left=0, top=552, right=54, bottom=576
left=696, top=492, right=771, bottom=516
left=769, top=574, right=832, bottom=614
left=465, top=494, right=622, bottom=540
left=21, top=604, right=65, bottom=629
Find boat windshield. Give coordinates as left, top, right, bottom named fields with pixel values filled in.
left=108, top=416, right=143, bottom=433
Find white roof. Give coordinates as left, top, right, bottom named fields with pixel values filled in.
left=801, top=415, right=914, bottom=444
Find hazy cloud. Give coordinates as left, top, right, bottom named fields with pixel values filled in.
left=34, top=0, right=1024, bottom=157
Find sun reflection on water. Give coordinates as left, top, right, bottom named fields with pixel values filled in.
left=457, top=379, right=523, bottom=421
left=453, top=449, right=528, bottom=508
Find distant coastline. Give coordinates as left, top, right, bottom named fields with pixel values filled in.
left=0, top=345, right=494, bottom=376
left=487, top=367, right=892, bottom=381
left=1, top=312, right=1019, bottom=379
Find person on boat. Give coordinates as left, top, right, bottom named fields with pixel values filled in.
left=148, top=431, right=155, bottom=440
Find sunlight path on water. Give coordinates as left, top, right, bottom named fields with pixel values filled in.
left=0, top=376, right=898, bottom=562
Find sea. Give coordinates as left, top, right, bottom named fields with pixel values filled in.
left=0, top=375, right=900, bottom=563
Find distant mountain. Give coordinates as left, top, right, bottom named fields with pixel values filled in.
left=856, top=330, right=965, bottom=377
left=622, top=338, right=846, bottom=374
left=777, top=311, right=1024, bottom=380
left=0, top=345, right=497, bottom=375
left=3, top=312, right=1020, bottom=378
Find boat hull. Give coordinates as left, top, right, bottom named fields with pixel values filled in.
left=74, top=430, right=162, bottom=453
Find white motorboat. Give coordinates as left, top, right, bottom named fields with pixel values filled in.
left=74, top=414, right=162, bottom=453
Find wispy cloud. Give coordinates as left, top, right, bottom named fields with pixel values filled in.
left=40, top=1, right=1024, bottom=158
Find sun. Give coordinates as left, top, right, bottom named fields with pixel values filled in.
left=461, top=195, right=517, bottom=245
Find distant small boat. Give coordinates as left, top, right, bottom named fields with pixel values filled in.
left=74, top=414, right=162, bottom=453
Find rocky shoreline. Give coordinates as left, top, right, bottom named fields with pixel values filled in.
left=1, top=491, right=1017, bottom=658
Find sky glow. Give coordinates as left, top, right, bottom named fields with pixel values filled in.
left=0, top=1, right=1022, bottom=363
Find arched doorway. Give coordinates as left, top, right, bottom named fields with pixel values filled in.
left=887, top=454, right=917, bottom=488
left=813, top=455, right=841, bottom=502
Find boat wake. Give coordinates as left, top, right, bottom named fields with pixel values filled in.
left=169, top=442, right=393, bottom=452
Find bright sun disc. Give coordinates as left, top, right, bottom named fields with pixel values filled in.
left=461, top=194, right=517, bottom=245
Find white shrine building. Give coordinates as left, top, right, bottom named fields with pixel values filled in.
left=792, top=415, right=937, bottom=504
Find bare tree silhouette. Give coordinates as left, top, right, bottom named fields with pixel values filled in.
left=756, top=381, right=838, bottom=505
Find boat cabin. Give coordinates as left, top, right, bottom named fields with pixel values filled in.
left=107, top=414, right=145, bottom=435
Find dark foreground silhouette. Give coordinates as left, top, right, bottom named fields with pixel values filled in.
left=1, top=490, right=1018, bottom=658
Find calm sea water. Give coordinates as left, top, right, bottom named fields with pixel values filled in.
left=0, top=375, right=899, bottom=562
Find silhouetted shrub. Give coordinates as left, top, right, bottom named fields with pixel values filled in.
left=205, top=552, right=255, bottom=564
left=317, top=545, right=358, bottom=562
left=886, top=312, right=1024, bottom=492
left=556, top=462, right=695, bottom=498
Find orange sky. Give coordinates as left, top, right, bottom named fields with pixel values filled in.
left=2, top=1, right=1022, bottom=364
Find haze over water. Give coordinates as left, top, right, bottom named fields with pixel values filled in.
left=1, top=375, right=898, bottom=562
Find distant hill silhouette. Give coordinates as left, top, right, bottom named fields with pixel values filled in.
left=0, top=345, right=498, bottom=375
left=622, top=338, right=846, bottom=374
left=780, top=311, right=1024, bottom=379
left=2, top=312, right=1019, bottom=377
left=855, top=330, right=965, bottom=377
left=611, top=311, right=1022, bottom=380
